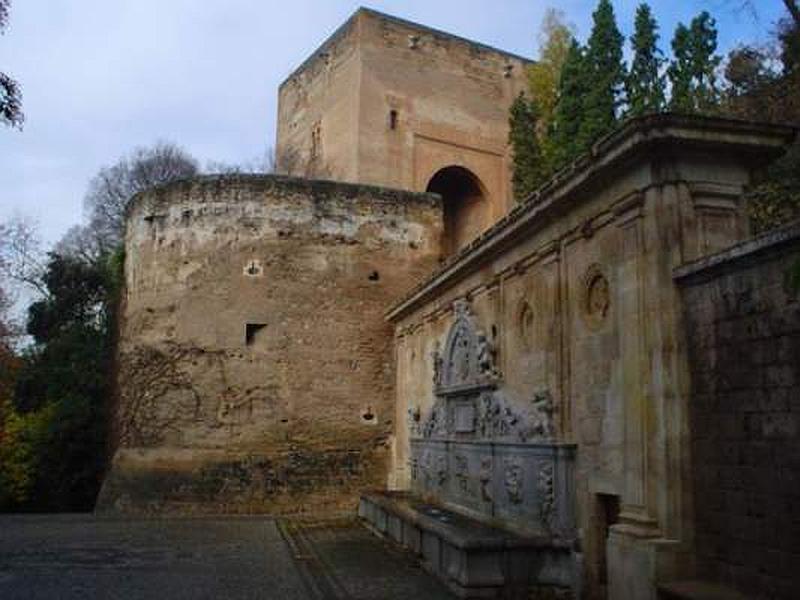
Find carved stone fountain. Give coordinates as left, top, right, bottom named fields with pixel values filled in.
left=408, top=299, right=576, bottom=538
left=361, top=300, right=579, bottom=597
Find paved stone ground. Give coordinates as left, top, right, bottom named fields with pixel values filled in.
left=0, top=515, right=454, bottom=600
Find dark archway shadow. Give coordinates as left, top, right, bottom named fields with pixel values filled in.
left=426, top=166, right=488, bottom=257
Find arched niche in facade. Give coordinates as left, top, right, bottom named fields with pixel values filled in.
left=426, top=166, right=489, bottom=257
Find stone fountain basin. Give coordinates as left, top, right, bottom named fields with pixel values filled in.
left=359, top=490, right=579, bottom=599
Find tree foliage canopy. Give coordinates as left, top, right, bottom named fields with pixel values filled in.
left=527, top=9, right=574, bottom=137
left=551, top=40, right=590, bottom=167
left=509, top=93, right=545, bottom=199
left=580, top=0, right=625, bottom=144
left=626, top=3, right=665, bottom=117
left=668, top=12, right=721, bottom=113
left=0, top=250, right=120, bottom=511
left=0, top=0, right=23, bottom=129
left=511, top=0, right=798, bottom=236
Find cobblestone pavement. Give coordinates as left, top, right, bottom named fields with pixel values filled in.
left=0, top=515, right=454, bottom=600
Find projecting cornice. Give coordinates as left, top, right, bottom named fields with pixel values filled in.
left=386, top=113, right=798, bottom=322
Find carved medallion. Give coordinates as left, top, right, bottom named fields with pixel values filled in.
left=583, top=265, right=610, bottom=328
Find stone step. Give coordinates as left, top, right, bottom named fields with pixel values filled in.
left=359, top=490, right=579, bottom=599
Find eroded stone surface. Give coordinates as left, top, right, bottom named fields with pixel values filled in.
left=99, top=175, right=442, bottom=514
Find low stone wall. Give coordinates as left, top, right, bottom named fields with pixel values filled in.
left=675, top=222, right=800, bottom=599
left=98, top=175, right=442, bottom=514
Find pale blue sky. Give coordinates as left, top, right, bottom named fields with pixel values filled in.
left=0, top=1, right=789, bottom=245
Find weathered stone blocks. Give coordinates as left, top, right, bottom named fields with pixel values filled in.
left=100, top=175, right=442, bottom=514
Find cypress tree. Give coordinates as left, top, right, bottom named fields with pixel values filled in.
left=509, top=93, right=546, bottom=199
left=668, top=24, right=694, bottom=112
left=668, top=11, right=721, bottom=113
left=551, top=40, right=590, bottom=167
left=626, top=3, right=665, bottom=117
left=689, top=11, right=721, bottom=112
left=581, top=0, right=625, bottom=146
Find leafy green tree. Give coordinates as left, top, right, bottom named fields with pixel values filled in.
left=552, top=40, right=590, bottom=166
left=722, top=46, right=779, bottom=120
left=509, top=93, right=546, bottom=199
left=0, top=401, right=53, bottom=509
left=668, top=12, right=722, bottom=113
left=5, top=250, right=122, bottom=511
left=746, top=141, right=800, bottom=233
left=581, top=0, right=625, bottom=145
left=626, top=3, right=665, bottom=117
left=527, top=9, right=574, bottom=138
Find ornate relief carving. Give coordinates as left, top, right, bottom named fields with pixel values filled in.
left=418, top=450, right=447, bottom=488
left=454, top=454, right=469, bottom=493
left=538, top=462, right=555, bottom=526
left=431, top=340, right=443, bottom=388
left=421, top=451, right=434, bottom=487
left=416, top=389, right=557, bottom=442
left=477, top=392, right=519, bottom=438
left=504, top=458, right=523, bottom=504
left=530, top=391, right=556, bottom=439
left=479, top=457, right=493, bottom=503
left=437, top=299, right=501, bottom=391
left=420, top=399, right=449, bottom=438
left=436, top=455, right=448, bottom=487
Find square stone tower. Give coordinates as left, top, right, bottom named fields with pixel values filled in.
left=276, top=8, right=531, bottom=254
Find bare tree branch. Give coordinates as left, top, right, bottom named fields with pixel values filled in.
left=0, top=216, right=47, bottom=298
left=84, top=141, right=198, bottom=253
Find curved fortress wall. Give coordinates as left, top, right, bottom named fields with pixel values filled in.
left=98, top=175, right=441, bottom=513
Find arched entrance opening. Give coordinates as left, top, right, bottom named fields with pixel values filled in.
left=426, top=166, right=488, bottom=256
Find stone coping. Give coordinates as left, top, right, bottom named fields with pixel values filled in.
left=674, top=219, right=800, bottom=284
left=280, top=7, right=532, bottom=88
left=125, top=173, right=440, bottom=220
left=361, top=490, right=572, bottom=551
left=386, top=114, right=798, bottom=322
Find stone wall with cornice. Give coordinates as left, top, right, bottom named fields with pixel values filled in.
left=386, top=115, right=796, bottom=599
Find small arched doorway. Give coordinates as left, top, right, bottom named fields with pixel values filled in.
left=426, top=166, right=488, bottom=256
